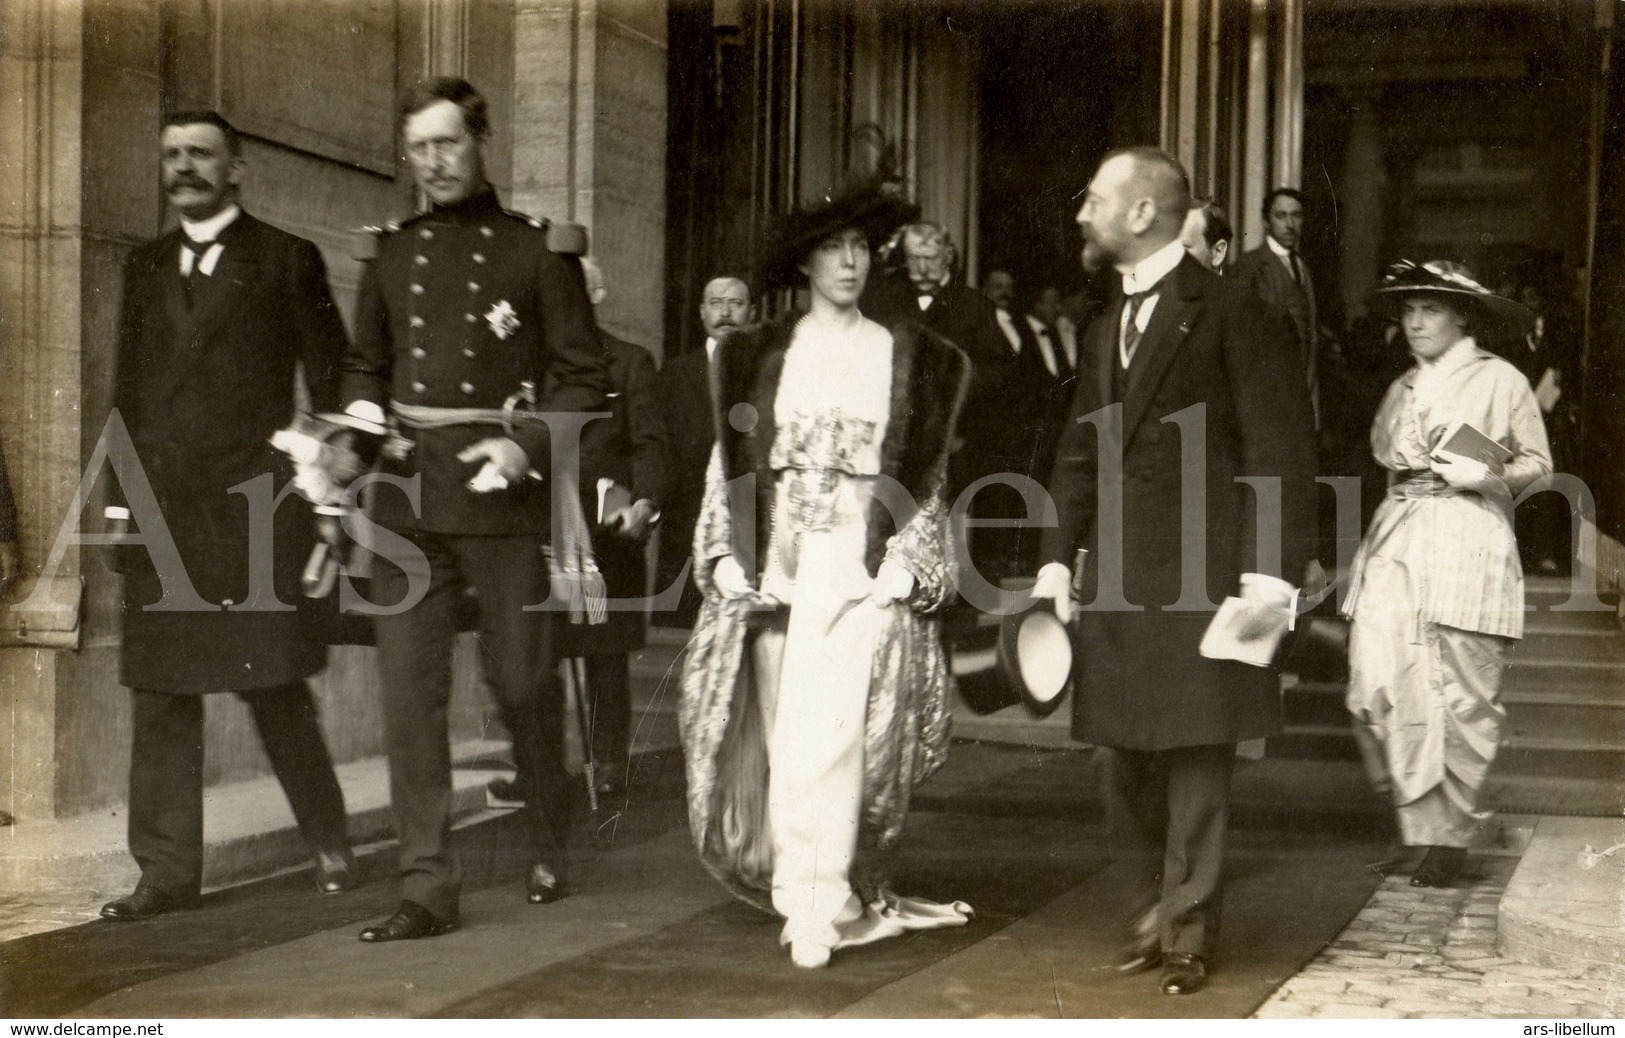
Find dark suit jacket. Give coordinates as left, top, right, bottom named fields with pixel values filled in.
left=865, top=273, right=1027, bottom=498
left=111, top=211, right=348, bottom=692
left=653, top=346, right=714, bottom=624
left=1232, top=243, right=1321, bottom=420
left=556, top=332, right=669, bottom=655
left=1040, top=254, right=1317, bottom=750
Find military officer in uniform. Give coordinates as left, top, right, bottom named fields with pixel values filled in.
left=342, top=78, right=609, bottom=942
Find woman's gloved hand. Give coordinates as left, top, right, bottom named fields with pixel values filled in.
left=712, top=554, right=754, bottom=599
left=1432, top=453, right=1503, bottom=496
left=870, top=560, right=916, bottom=606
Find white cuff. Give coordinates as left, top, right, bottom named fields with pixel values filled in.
left=104, top=506, right=132, bottom=521
left=343, top=400, right=388, bottom=433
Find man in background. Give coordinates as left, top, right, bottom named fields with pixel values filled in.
left=654, top=274, right=749, bottom=628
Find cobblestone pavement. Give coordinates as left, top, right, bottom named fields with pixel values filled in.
left=1255, top=855, right=1625, bottom=1019
left=0, top=886, right=108, bottom=944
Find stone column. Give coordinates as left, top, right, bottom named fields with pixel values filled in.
left=0, top=0, right=95, bottom=820
left=512, top=0, right=666, bottom=358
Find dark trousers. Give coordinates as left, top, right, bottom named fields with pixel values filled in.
left=371, top=531, right=570, bottom=921
left=1107, top=742, right=1236, bottom=958
left=129, top=682, right=347, bottom=897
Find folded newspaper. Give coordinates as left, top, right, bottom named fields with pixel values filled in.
left=1198, top=596, right=1292, bottom=668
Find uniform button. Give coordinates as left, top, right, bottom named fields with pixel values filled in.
left=419, top=228, right=434, bottom=240
left=415, top=255, right=429, bottom=266
left=410, top=315, right=426, bottom=328
left=411, top=347, right=427, bottom=359
left=412, top=381, right=426, bottom=392
left=460, top=381, right=476, bottom=394
left=411, top=283, right=424, bottom=295
left=467, top=281, right=481, bottom=293
left=462, top=348, right=476, bottom=359
left=480, top=226, right=494, bottom=238
left=472, top=253, right=486, bottom=264
left=464, top=312, right=477, bottom=323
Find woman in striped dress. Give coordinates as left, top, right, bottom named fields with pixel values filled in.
left=1343, top=261, right=1552, bottom=887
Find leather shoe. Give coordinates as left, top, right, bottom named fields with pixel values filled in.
left=1411, top=845, right=1466, bottom=888
left=1160, top=952, right=1208, bottom=995
left=313, top=847, right=357, bottom=894
left=358, top=901, right=458, bottom=943
left=526, top=863, right=569, bottom=904
left=100, top=886, right=194, bottom=921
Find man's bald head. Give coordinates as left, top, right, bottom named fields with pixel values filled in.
left=1076, top=146, right=1192, bottom=271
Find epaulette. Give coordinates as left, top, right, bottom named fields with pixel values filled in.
left=503, top=207, right=550, bottom=232
left=350, top=218, right=405, bottom=261
left=501, top=207, right=588, bottom=256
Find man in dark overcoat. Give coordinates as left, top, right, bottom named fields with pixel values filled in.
left=99, top=111, right=353, bottom=921
left=1032, top=148, right=1317, bottom=995
left=341, top=78, right=609, bottom=942
left=652, top=275, right=747, bottom=628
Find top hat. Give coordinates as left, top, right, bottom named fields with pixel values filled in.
left=951, top=602, right=1074, bottom=718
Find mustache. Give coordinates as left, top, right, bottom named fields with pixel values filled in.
left=165, top=175, right=213, bottom=190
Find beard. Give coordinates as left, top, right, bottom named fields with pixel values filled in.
left=1080, top=237, right=1115, bottom=273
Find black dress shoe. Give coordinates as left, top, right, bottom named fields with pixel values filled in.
left=358, top=901, right=458, bottom=943
left=313, top=847, right=357, bottom=894
left=1160, top=952, right=1208, bottom=995
left=526, top=864, right=569, bottom=904
left=100, top=886, right=194, bottom=921
left=1411, top=845, right=1467, bottom=887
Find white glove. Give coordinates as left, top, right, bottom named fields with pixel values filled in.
left=458, top=437, right=529, bottom=492
left=871, top=560, right=916, bottom=607
left=1031, top=561, right=1074, bottom=624
left=1432, top=454, right=1502, bottom=496
left=712, top=555, right=754, bottom=599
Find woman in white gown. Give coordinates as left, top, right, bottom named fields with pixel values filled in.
left=1343, top=261, right=1551, bottom=887
left=678, top=178, right=974, bottom=968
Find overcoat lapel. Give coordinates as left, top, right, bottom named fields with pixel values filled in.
left=1121, top=259, right=1204, bottom=450
left=156, top=231, right=193, bottom=338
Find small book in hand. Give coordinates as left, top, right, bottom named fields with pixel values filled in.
left=1431, top=419, right=1513, bottom=469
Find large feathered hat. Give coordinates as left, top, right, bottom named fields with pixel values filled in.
left=1371, top=259, right=1532, bottom=336
left=759, top=125, right=920, bottom=291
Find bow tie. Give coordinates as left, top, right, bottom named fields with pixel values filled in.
left=181, top=237, right=216, bottom=276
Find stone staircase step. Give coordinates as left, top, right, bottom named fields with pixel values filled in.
left=1503, top=694, right=1625, bottom=743
left=1492, top=738, right=1625, bottom=780
left=1503, top=657, right=1625, bottom=694
left=1515, top=626, right=1625, bottom=660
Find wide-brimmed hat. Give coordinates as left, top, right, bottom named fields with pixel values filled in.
left=760, top=174, right=920, bottom=291
left=1371, top=259, right=1532, bottom=335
